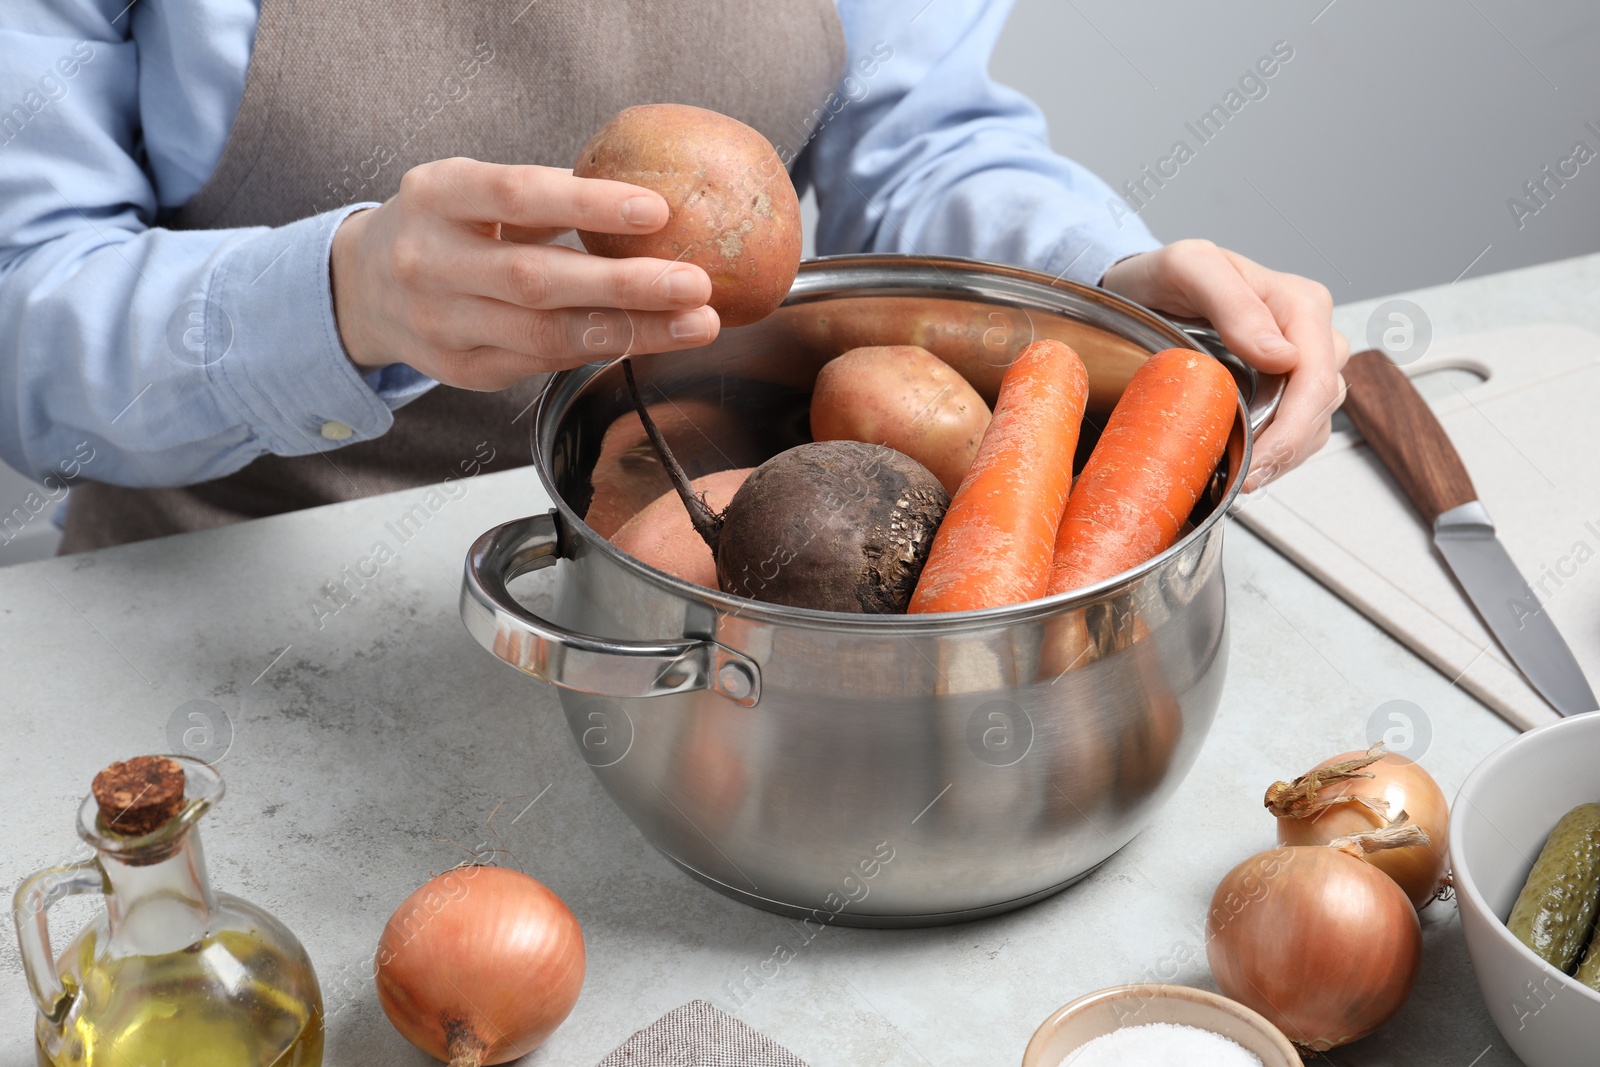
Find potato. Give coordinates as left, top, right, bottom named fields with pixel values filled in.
left=574, top=104, right=800, bottom=327
left=609, top=468, right=753, bottom=587
left=809, top=345, right=992, bottom=495
left=584, top=400, right=764, bottom=538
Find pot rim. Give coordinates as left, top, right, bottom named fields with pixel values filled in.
left=532, top=253, right=1259, bottom=632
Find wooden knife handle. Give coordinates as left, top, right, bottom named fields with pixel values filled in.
left=1340, top=349, right=1478, bottom=525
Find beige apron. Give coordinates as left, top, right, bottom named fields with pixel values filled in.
left=60, top=0, right=846, bottom=553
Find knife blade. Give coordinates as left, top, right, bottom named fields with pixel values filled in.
left=1340, top=349, right=1597, bottom=716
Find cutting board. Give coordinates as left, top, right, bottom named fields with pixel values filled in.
left=1235, top=323, right=1600, bottom=731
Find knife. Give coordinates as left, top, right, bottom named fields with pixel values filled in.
left=1341, top=349, right=1598, bottom=717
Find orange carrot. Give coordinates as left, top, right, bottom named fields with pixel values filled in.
left=908, top=339, right=1088, bottom=613
left=1046, top=348, right=1236, bottom=596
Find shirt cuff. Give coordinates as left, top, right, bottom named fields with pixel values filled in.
left=1048, top=227, right=1162, bottom=290
left=203, top=201, right=414, bottom=455
left=362, top=362, right=437, bottom=410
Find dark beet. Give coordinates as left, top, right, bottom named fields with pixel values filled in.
left=718, top=441, right=947, bottom=612
left=622, top=361, right=949, bottom=613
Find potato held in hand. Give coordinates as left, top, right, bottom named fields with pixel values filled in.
left=575, top=104, right=800, bottom=327
left=810, top=345, right=992, bottom=496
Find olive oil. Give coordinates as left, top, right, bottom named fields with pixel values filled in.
left=40, top=926, right=322, bottom=1067
left=14, top=758, right=323, bottom=1067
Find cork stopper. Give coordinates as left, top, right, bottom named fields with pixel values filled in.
left=92, top=756, right=186, bottom=836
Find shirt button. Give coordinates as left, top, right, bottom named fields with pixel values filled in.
left=319, top=420, right=354, bottom=441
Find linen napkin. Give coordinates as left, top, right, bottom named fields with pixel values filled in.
left=595, top=999, right=811, bottom=1067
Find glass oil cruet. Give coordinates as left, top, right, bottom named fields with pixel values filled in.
left=12, top=755, right=323, bottom=1066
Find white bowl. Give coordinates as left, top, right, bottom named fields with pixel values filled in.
left=1451, top=712, right=1600, bottom=1067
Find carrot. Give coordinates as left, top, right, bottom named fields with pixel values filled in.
left=908, top=339, right=1088, bottom=613
left=1046, top=347, right=1236, bottom=596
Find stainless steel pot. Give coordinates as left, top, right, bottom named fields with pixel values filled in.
left=461, top=255, right=1279, bottom=927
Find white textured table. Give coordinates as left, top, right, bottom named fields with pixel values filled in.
left=8, top=254, right=1597, bottom=1067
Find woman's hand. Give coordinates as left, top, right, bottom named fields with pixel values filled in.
left=330, top=158, right=719, bottom=391
left=1100, top=240, right=1351, bottom=491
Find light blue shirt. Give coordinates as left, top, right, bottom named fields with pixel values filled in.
left=0, top=0, right=1159, bottom=490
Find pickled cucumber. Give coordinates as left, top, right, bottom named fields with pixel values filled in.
left=1508, top=802, right=1600, bottom=973
left=1577, top=936, right=1600, bottom=991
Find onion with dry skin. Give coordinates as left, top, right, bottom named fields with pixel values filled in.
left=1206, top=827, right=1427, bottom=1052
left=375, top=865, right=585, bottom=1066
left=1265, top=743, right=1451, bottom=908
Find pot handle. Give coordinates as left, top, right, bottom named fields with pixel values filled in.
left=1180, top=324, right=1285, bottom=436
left=460, top=511, right=761, bottom=707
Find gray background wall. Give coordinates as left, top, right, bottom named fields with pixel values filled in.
left=6, top=0, right=1599, bottom=565
left=986, top=0, right=1600, bottom=299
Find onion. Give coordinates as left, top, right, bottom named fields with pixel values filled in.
left=1264, top=744, right=1450, bottom=909
left=375, top=865, right=585, bottom=1066
left=1206, top=828, right=1425, bottom=1052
